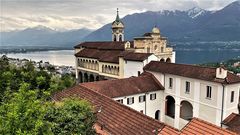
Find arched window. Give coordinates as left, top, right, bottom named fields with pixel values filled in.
left=114, top=35, right=117, bottom=41
left=147, top=47, right=150, bottom=53
left=119, top=35, right=122, bottom=41
left=161, top=47, right=164, bottom=52
left=154, top=45, right=158, bottom=50
left=160, top=58, right=165, bottom=62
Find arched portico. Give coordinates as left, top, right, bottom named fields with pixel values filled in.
left=165, top=96, right=175, bottom=118
left=166, top=58, right=171, bottom=63
left=180, top=100, right=193, bottom=120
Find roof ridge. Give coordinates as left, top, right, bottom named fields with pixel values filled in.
left=150, top=61, right=218, bottom=70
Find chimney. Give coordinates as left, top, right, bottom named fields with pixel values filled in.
left=216, top=65, right=227, bottom=79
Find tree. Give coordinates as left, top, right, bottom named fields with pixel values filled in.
left=0, top=83, right=52, bottom=135
left=45, top=98, right=96, bottom=135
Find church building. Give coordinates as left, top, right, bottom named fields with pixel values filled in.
left=74, top=9, right=175, bottom=83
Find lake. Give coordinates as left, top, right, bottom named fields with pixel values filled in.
left=2, top=50, right=75, bottom=66
left=1, top=49, right=240, bottom=67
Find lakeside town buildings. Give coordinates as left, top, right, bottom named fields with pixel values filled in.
left=66, top=10, right=240, bottom=134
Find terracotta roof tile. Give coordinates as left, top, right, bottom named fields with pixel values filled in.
left=123, top=53, right=153, bottom=62
left=144, top=61, right=240, bottom=84
left=74, top=41, right=127, bottom=50
left=75, top=48, right=155, bottom=63
left=52, top=85, right=165, bottom=134
left=81, top=74, right=164, bottom=98
left=158, top=125, right=180, bottom=135
left=223, top=113, right=240, bottom=134
left=75, top=49, right=124, bottom=63
left=181, top=118, right=237, bottom=135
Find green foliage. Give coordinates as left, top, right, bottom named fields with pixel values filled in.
left=0, top=56, right=75, bottom=102
left=199, top=58, right=240, bottom=74
left=0, top=56, right=95, bottom=134
left=45, top=98, right=96, bottom=135
left=0, top=83, right=52, bottom=135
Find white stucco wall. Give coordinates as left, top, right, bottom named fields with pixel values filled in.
left=145, top=70, right=240, bottom=129
left=113, top=90, right=163, bottom=120
left=124, top=54, right=158, bottom=78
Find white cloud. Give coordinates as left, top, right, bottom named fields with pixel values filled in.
left=0, top=0, right=236, bottom=32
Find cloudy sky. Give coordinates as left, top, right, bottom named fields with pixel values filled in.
left=0, top=0, right=236, bottom=32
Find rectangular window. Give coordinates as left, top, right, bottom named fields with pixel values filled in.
left=138, top=71, right=141, bottom=76
left=231, top=91, right=234, bottom=103
left=169, top=78, right=173, bottom=88
left=127, top=97, right=134, bottom=105
left=150, top=93, right=156, bottom=100
left=139, top=95, right=146, bottom=103
left=206, top=86, right=212, bottom=99
left=185, top=81, right=190, bottom=93
left=116, top=99, right=123, bottom=104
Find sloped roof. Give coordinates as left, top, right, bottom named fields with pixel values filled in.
left=223, top=113, right=240, bottom=134
left=74, top=41, right=126, bottom=50
left=123, top=53, right=153, bottom=62
left=181, top=118, right=237, bottom=135
left=81, top=74, right=164, bottom=98
left=158, top=118, right=236, bottom=135
left=52, top=84, right=165, bottom=135
left=144, top=61, right=240, bottom=84
left=75, top=48, right=154, bottom=63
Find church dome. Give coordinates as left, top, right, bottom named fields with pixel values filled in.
left=152, top=27, right=160, bottom=34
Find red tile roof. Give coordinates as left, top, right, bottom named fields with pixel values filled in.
left=52, top=84, right=165, bottom=135
left=75, top=48, right=154, bottom=63
left=158, top=118, right=237, bottom=135
left=158, top=125, right=180, bottom=135
left=144, top=61, right=240, bottom=84
left=223, top=113, right=240, bottom=134
left=81, top=74, right=164, bottom=98
left=74, top=41, right=127, bottom=50
left=180, top=118, right=237, bottom=135
left=123, top=53, right=153, bottom=62
left=75, top=49, right=124, bottom=63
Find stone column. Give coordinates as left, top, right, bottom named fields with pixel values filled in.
left=75, top=69, right=79, bottom=84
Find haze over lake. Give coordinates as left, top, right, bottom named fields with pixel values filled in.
left=1, top=49, right=239, bottom=67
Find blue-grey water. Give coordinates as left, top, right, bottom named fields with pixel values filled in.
left=1, top=49, right=239, bottom=66
left=177, top=50, right=240, bottom=64
left=2, top=50, right=75, bottom=66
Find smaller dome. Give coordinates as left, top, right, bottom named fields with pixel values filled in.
left=152, top=27, right=160, bottom=34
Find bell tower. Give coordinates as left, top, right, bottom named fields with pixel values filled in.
left=112, top=8, right=124, bottom=42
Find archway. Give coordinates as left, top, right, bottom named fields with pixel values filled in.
left=96, top=76, right=99, bottom=81
left=78, top=72, right=83, bottom=83
left=155, top=110, right=160, bottom=120
left=89, top=74, right=95, bottom=82
left=165, top=96, right=175, bottom=118
left=84, top=73, right=88, bottom=82
left=180, top=101, right=193, bottom=120
left=160, top=58, right=165, bottom=62
left=166, top=58, right=171, bottom=63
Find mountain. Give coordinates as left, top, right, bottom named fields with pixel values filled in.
left=0, top=25, right=93, bottom=48
left=84, top=1, right=240, bottom=42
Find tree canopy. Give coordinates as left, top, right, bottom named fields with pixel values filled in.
left=0, top=56, right=96, bottom=134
